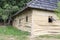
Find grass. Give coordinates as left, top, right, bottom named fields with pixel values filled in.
left=0, top=25, right=30, bottom=40
left=34, top=35, right=60, bottom=40
left=38, top=34, right=60, bottom=39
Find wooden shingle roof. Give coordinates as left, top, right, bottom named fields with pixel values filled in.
left=27, top=0, right=59, bottom=10
left=12, top=0, right=60, bottom=17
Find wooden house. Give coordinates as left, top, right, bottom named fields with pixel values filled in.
left=12, top=0, right=60, bottom=37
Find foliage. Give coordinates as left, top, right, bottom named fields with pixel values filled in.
left=0, top=0, right=31, bottom=25
left=0, top=8, right=3, bottom=16
left=55, top=2, right=60, bottom=19
left=2, top=15, right=8, bottom=22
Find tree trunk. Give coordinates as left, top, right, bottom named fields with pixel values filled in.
left=4, top=20, right=6, bottom=25
left=7, top=20, right=10, bottom=25
left=7, top=17, right=11, bottom=25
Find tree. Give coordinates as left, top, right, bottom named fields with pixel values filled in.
left=0, top=7, right=3, bottom=16
left=55, top=2, right=60, bottom=19
left=0, top=0, right=31, bottom=25
left=2, top=4, right=19, bottom=25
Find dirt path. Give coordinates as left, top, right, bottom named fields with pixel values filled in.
left=0, top=34, right=60, bottom=40
left=35, top=38, right=60, bottom=40
left=30, top=35, right=60, bottom=40
left=0, top=34, right=29, bottom=40
left=30, top=37, right=60, bottom=40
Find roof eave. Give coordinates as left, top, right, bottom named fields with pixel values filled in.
left=12, top=6, right=56, bottom=18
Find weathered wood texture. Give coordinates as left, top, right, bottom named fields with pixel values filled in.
left=12, top=9, right=32, bottom=32
left=31, top=9, right=60, bottom=37
left=12, top=8, right=60, bottom=37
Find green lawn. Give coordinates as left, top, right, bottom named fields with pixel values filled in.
left=0, top=26, right=30, bottom=40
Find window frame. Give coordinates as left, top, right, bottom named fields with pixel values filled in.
left=26, top=16, right=28, bottom=22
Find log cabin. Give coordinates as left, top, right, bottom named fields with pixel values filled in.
left=12, top=0, right=60, bottom=37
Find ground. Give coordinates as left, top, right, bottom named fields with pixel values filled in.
left=32, top=34, right=60, bottom=40
left=0, top=26, right=30, bottom=40
left=0, top=26, right=60, bottom=40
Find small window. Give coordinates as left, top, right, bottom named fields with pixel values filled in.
left=48, top=16, right=53, bottom=23
left=26, top=16, right=28, bottom=22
